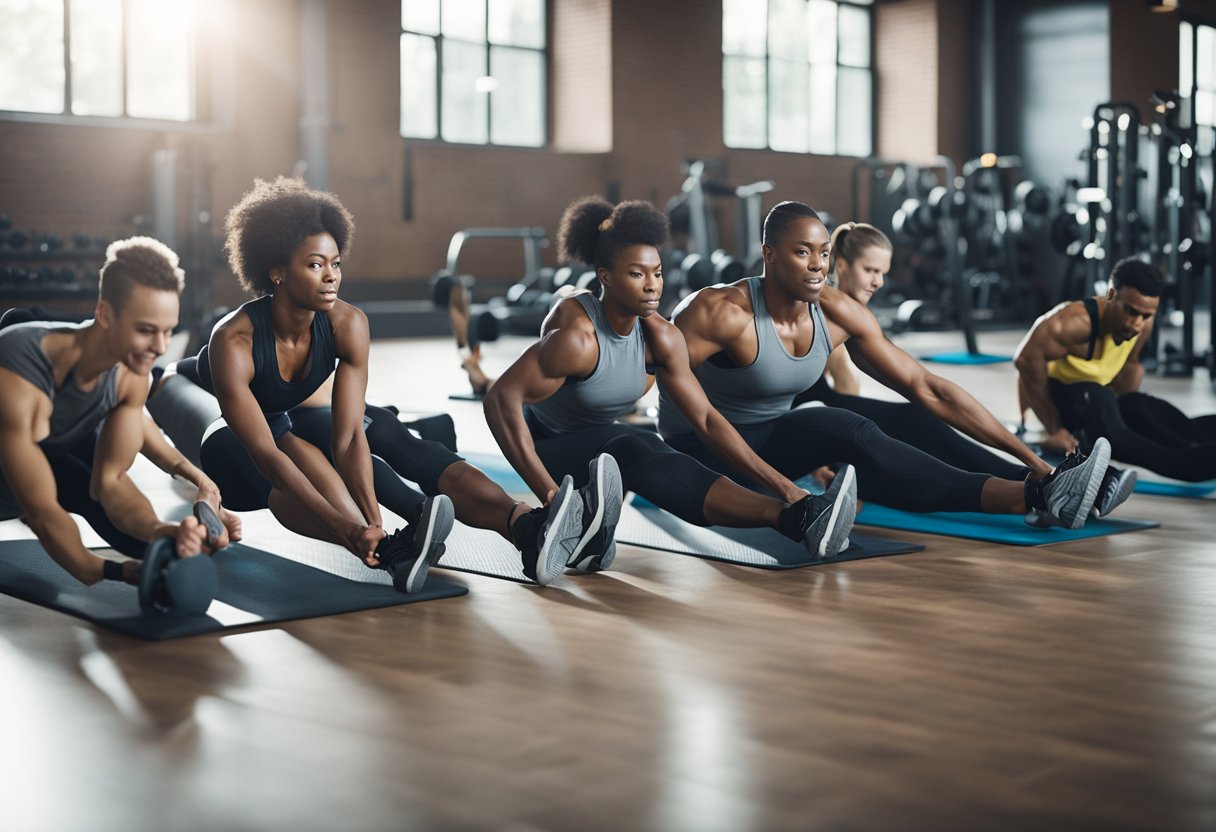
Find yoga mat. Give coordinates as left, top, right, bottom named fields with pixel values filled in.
left=854, top=503, right=1159, bottom=546
left=461, top=451, right=532, bottom=493
left=920, top=351, right=1012, bottom=365
left=616, top=502, right=923, bottom=569
left=437, top=522, right=536, bottom=583
left=0, top=539, right=467, bottom=641
left=1132, top=479, right=1216, bottom=499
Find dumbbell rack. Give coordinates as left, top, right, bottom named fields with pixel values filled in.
left=0, top=225, right=108, bottom=313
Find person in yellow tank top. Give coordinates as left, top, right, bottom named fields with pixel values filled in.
left=1015, top=258, right=1216, bottom=482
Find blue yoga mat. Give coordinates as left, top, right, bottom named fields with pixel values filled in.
left=463, top=450, right=532, bottom=493
left=920, top=352, right=1012, bottom=365
left=854, top=503, right=1159, bottom=546
left=1132, top=479, right=1216, bottom=499
left=0, top=539, right=468, bottom=640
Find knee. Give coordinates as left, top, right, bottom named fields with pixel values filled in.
left=602, top=432, right=664, bottom=471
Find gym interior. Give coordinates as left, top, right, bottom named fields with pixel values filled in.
left=1, top=1, right=1215, bottom=829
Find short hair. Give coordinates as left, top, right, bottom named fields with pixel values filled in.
left=98, top=236, right=185, bottom=312
left=223, top=176, right=355, bottom=296
left=1110, top=257, right=1164, bottom=297
left=828, top=222, right=892, bottom=278
left=557, top=196, right=669, bottom=269
left=761, top=200, right=822, bottom=246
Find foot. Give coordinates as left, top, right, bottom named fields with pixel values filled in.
left=566, top=453, right=624, bottom=573
left=512, top=475, right=584, bottom=585
left=1092, top=465, right=1136, bottom=518
left=778, top=464, right=857, bottom=559
left=376, top=495, right=454, bottom=593
left=1029, top=437, right=1111, bottom=530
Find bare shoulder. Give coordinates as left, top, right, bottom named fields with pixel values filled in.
left=819, top=285, right=881, bottom=338
left=1032, top=299, right=1092, bottom=346
left=326, top=299, right=368, bottom=331
left=679, top=282, right=754, bottom=341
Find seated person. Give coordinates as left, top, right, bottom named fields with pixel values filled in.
left=1014, top=257, right=1216, bottom=482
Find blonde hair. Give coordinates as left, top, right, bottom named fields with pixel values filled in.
left=98, top=236, right=185, bottom=312
left=828, top=222, right=891, bottom=285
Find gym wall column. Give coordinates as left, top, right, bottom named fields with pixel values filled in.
left=552, top=0, right=612, bottom=153
left=299, top=0, right=330, bottom=191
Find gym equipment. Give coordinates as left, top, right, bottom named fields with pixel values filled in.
left=0, top=538, right=467, bottom=640
left=193, top=500, right=225, bottom=546
left=854, top=503, right=1158, bottom=546
left=138, top=538, right=217, bottom=614
left=615, top=501, right=923, bottom=569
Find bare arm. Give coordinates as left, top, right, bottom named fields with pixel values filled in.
left=329, top=304, right=381, bottom=529
left=1013, top=302, right=1090, bottom=450
left=140, top=413, right=241, bottom=547
left=823, top=344, right=860, bottom=396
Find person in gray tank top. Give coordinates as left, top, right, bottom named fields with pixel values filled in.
left=0, top=238, right=223, bottom=594
left=662, top=201, right=1115, bottom=531
left=484, top=197, right=858, bottom=563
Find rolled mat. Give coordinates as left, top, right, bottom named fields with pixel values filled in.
left=615, top=502, right=923, bottom=568
left=0, top=539, right=467, bottom=640
left=854, top=503, right=1159, bottom=546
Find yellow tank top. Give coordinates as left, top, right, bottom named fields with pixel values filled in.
left=1046, top=297, right=1137, bottom=386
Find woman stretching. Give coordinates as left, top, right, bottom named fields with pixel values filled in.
left=484, top=197, right=858, bottom=564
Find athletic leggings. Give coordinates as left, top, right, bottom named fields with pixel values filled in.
left=666, top=405, right=991, bottom=513
left=46, top=434, right=146, bottom=558
left=1050, top=380, right=1216, bottom=481
left=793, top=377, right=1032, bottom=481
left=526, top=414, right=721, bottom=525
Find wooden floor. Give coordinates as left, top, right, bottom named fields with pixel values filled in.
left=2, top=328, right=1215, bottom=832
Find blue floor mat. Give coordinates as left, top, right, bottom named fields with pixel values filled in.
left=854, top=503, right=1159, bottom=546
left=920, top=352, right=1012, bottom=365
left=1132, top=479, right=1216, bottom=499
left=0, top=539, right=468, bottom=640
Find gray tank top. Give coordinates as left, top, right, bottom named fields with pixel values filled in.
left=525, top=293, right=648, bottom=434
left=657, top=277, right=832, bottom=438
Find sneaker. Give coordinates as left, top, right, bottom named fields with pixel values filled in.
left=1092, top=466, right=1136, bottom=518
left=1032, top=437, right=1111, bottom=530
left=376, top=494, right=454, bottom=593
left=778, top=464, right=857, bottom=559
left=567, top=453, right=624, bottom=573
left=512, top=475, right=584, bottom=585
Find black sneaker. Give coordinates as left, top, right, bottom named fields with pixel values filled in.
left=512, top=475, right=583, bottom=585
left=1092, top=465, right=1136, bottom=518
left=567, top=453, right=624, bottom=573
left=376, top=494, right=454, bottom=593
left=1026, top=437, right=1111, bottom=530
left=778, top=464, right=857, bottom=559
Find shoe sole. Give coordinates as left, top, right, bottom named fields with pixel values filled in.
left=808, top=465, right=857, bottom=559
left=568, top=454, right=623, bottom=573
left=535, top=476, right=582, bottom=585
left=1055, top=438, right=1111, bottom=529
left=1095, top=469, right=1137, bottom=518
left=402, top=495, right=454, bottom=593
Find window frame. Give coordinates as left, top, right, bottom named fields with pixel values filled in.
left=1179, top=16, right=1216, bottom=154
left=400, top=0, right=549, bottom=149
left=722, top=0, right=875, bottom=157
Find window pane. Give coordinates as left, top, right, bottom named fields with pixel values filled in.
left=768, top=58, right=809, bottom=152
left=1196, top=89, right=1214, bottom=128
left=442, top=0, right=486, bottom=42
left=837, top=66, right=871, bottom=156
left=808, top=0, right=836, bottom=65
left=71, top=0, right=123, bottom=116
left=442, top=39, right=488, bottom=143
left=838, top=2, right=870, bottom=68
left=723, top=55, right=766, bottom=148
left=489, top=46, right=543, bottom=146
left=1179, top=21, right=1193, bottom=96
left=0, top=0, right=64, bottom=113
left=809, top=62, right=836, bottom=154
left=401, top=33, right=438, bottom=138
left=403, top=0, right=440, bottom=34
left=723, top=0, right=766, bottom=57
left=1199, top=25, right=1216, bottom=90
left=127, top=0, right=194, bottom=120
left=489, top=0, right=544, bottom=48
left=768, top=0, right=806, bottom=60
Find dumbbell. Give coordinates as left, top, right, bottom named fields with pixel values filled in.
left=711, top=249, right=747, bottom=284
left=681, top=252, right=717, bottom=291
left=891, top=198, right=935, bottom=238
left=138, top=537, right=218, bottom=615
left=1012, top=180, right=1051, bottom=216
left=429, top=270, right=474, bottom=308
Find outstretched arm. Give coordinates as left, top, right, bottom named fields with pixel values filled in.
left=1013, top=303, right=1089, bottom=452
left=329, top=305, right=382, bottom=530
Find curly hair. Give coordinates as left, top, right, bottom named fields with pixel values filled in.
left=98, top=236, right=185, bottom=312
left=223, top=176, right=355, bottom=296
left=762, top=200, right=822, bottom=246
left=1110, top=257, right=1164, bottom=297
left=557, top=196, right=669, bottom=269
left=828, top=222, right=891, bottom=279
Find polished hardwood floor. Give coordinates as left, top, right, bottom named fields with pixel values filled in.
left=2, top=328, right=1214, bottom=832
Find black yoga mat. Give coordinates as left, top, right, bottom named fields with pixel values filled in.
left=0, top=539, right=468, bottom=640
left=615, top=503, right=924, bottom=569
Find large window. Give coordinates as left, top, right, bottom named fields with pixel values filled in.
left=723, top=0, right=873, bottom=156
left=0, top=0, right=197, bottom=122
left=1180, top=19, right=1215, bottom=155
left=401, top=0, right=546, bottom=147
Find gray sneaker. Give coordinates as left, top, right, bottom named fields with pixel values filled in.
left=377, top=494, right=455, bottom=594
left=567, top=453, right=624, bottom=573
left=779, top=464, right=857, bottom=559
left=1035, top=437, right=1111, bottom=529
left=512, top=475, right=584, bottom=585
left=1092, top=466, right=1136, bottom=518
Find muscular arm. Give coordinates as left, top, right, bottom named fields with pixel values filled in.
left=140, top=413, right=241, bottom=547
left=1013, top=302, right=1090, bottom=444
left=483, top=301, right=598, bottom=504
left=329, top=305, right=381, bottom=529
left=823, top=344, right=860, bottom=396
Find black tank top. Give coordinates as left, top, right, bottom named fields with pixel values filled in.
left=194, top=295, right=336, bottom=421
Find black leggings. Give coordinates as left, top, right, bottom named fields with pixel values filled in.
left=667, top=406, right=991, bottom=513
left=527, top=418, right=721, bottom=525
left=1050, top=381, right=1216, bottom=481
left=48, top=435, right=147, bottom=558
left=794, top=378, right=1032, bottom=481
